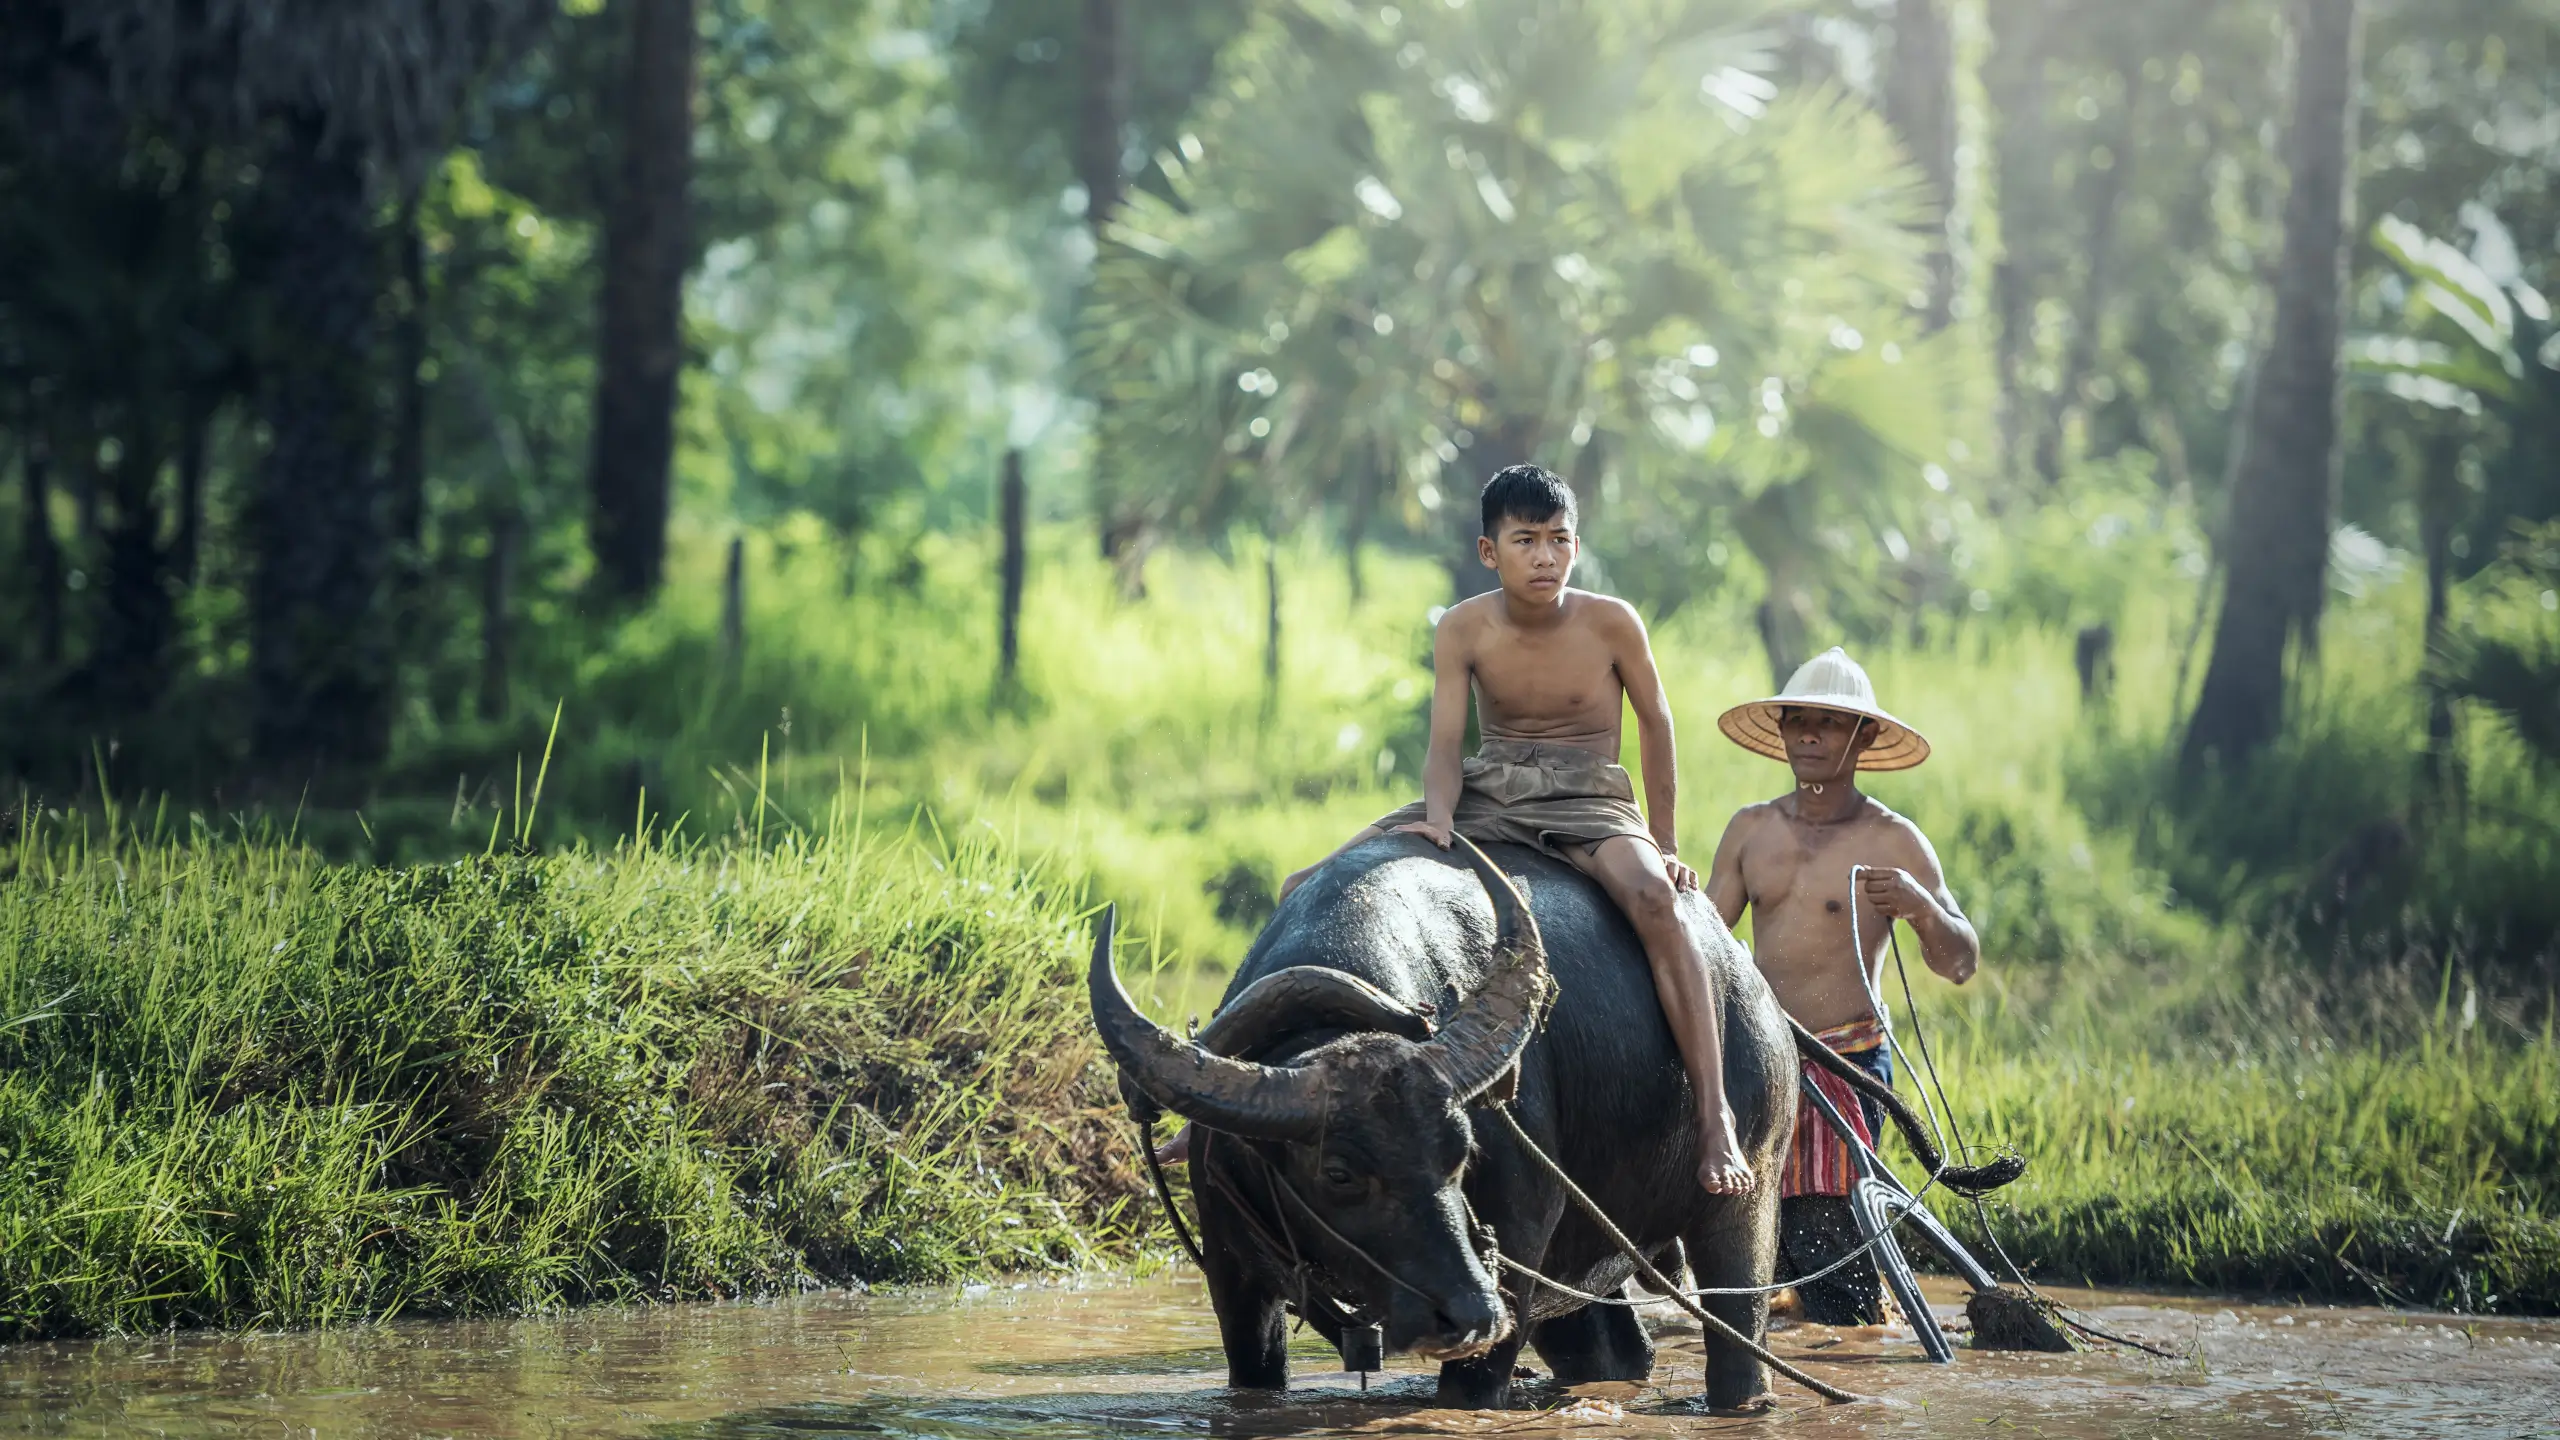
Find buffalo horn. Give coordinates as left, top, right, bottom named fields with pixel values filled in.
left=1424, top=836, right=1553, bottom=1102
left=1086, top=906, right=1329, bottom=1140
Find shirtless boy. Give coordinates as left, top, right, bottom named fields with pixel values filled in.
left=1704, top=647, right=1980, bottom=1322
left=1277, top=464, right=1753, bottom=1193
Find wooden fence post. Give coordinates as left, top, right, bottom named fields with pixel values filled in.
left=719, top=534, right=745, bottom=686
left=998, top=448, right=1027, bottom=694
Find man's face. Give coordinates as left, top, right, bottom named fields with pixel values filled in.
left=1777, top=705, right=1877, bottom=783
left=1477, top=511, right=1577, bottom=602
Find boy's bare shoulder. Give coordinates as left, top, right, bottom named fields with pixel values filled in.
left=1564, top=589, right=1644, bottom=634
left=1437, top=592, right=1501, bottom=642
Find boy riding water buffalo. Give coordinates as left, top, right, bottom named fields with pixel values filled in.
left=1284, top=464, right=1755, bottom=1195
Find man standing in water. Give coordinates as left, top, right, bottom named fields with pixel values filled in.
left=1704, top=648, right=1980, bottom=1322
left=1268, top=464, right=1754, bottom=1194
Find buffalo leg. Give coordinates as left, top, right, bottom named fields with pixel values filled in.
left=1203, top=1263, right=1288, bottom=1388
left=1197, top=1185, right=1289, bottom=1388
left=1530, top=1293, right=1656, bottom=1385
left=1433, top=1331, right=1526, bottom=1409
left=1685, top=1186, right=1781, bottom=1414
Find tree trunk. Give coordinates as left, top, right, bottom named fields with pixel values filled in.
left=1074, top=0, right=1129, bottom=233
left=1343, top=444, right=1383, bottom=606
left=249, top=113, right=392, bottom=784
left=997, top=447, right=1026, bottom=690
left=718, top=532, right=745, bottom=685
left=2418, top=429, right=2460, bottom=798
left=92, top=429, right=174, bottom=713
left=589, top=0, right=698, bottom=605
left=2036, top=67, right=2147, bottom=484
left=1985, top=0, right=2061, bottom=483
left=389, top=185, right=430, bottom=597
left=479, top=506, right=519, bottom=721
left=1263, top=538, right=1282, bottom=709
left=173, top=394, right=209, bottom=587
left=1885, top=0, right=1960, bottom=331
left=19, top=425, right=63, bottom=669
left=2180, top=0, right=2361, bottom=774
left=1078, top=0, right=1133, bottom=563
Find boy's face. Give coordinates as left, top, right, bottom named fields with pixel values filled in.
left=1777, top=705, right=1878, bottom=783
left=1477, top=510, right=1577, bottom=602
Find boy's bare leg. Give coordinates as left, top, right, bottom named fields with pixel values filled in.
left=1278, top=825, right=1385, bottom=903
left=1565, top=836, right=1755, bottom=1194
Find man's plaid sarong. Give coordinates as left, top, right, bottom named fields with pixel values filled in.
left=1779, top=1016, right=1889, bottom=1198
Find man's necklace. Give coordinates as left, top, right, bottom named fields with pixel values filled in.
left=1791, top=786, right=1864, bottom=825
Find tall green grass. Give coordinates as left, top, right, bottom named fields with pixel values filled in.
left=0, top=804, right=1153, bottom=1338
left=1909, top=953, right=2560, bottom=1313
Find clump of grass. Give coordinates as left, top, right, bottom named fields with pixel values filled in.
left=1899, top=952, right=2560, bottom=1314
left=0, top=805, right=1152, bottom=1339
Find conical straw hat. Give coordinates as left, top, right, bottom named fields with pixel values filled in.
left=1716, top=647, right=1930, bottom=772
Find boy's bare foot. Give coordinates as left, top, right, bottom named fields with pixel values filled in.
left=1698, top=1105, right=1756, bottom=1194
left=1152, top=1122, right=1192, bottom=1167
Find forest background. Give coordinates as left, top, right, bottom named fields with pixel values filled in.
left=0, top=0, right=2557, bottom=1336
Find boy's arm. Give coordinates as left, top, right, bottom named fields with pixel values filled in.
left=1611, top=603, right=1694, bottom=890
left=1703, top=812, right=1754, bottom=929
left=1397, top=607, right=1474, bottom=847
left=1856, top=821, right=1980, bottom=984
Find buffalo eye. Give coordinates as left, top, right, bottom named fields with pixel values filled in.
left=1320, top=1158, right=1360, bottom=1192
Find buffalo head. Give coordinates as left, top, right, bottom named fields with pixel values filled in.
left=1090, top=838, right=1550, bottom=1362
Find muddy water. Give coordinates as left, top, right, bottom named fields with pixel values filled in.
left=3, top=1275, right=2554, bottom=1439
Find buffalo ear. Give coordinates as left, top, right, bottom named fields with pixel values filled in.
left=1197, top=966, right=1434, bottom=1062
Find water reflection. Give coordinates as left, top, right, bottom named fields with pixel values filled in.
left=1, top=1275, right=2552, bottom=1439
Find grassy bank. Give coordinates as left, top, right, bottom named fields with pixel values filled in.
left=1902, top=953, right=2560, bottom=1314
left=0, top=812, right=1152, bottom=1339
left=1, top=810, right=2553, bottom=1337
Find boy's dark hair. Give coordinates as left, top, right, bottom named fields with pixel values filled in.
left=1479, top=464, right=1578, bottom=538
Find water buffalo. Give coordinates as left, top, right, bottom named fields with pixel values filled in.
left=1090, top=833, right=1965, bottom=1411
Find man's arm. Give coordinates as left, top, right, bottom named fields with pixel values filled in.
left=1400, top=607, right=1474, bottom=847
left=1703, top=810, right=1755, bottom=929
left=1857, top=820, right=1980, bottom=984
left=1610, top=602, right=1696, bottom=890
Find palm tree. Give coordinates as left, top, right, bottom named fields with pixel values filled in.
left=1085, top=0, right=1957, bottom=679
left=2353, top=215, right=2560, bottom=789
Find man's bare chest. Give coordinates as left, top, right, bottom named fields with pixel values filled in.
left=1745, top=820, right=1893, bottom=916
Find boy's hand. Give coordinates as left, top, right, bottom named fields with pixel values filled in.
left=1858, top=866, right=1933, bottom=920
left=1394, top=821, right=1454, bottom=849
left=1661, top=851, right=1700, bottom=893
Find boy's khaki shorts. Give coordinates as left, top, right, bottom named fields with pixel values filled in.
left=1370, top=738, right=1657, bottom=862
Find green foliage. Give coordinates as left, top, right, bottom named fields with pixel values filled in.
left=1933, top=955, right=2560, bottom=1313
left=1084, top=0, right=1974, bottom=656
left=0, top=812, right=1144, bottom=1338
left=2440, top=521, right=2560, bottom=772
